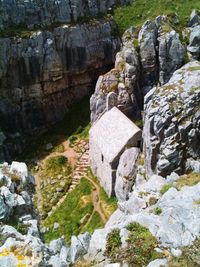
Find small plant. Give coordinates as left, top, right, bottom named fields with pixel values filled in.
left=160, top=184, right=174, bottom=195
left=153, top=207, right=162, bottom=215
left=105, top=228, right=122, bottom=257
left=109, top=222, right=163, bottom=266
left=68, top=135, right=78, bottom=145
left=168, top=238, right=200, bottom=267
left=149, top=197, right=158, bottom=206
left=176, top=172, right=200, bottom=190
left=9, top=171, right=21, bottom=183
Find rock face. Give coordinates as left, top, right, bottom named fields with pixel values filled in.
left=0, top=18, right=121, bottom=161
left=115, top=147, right=140, bottom=202
left=90, top=35, right=142, bottom=123
left=143, top=61, right=200, bottom=177
left=90, top=16, right=184, bottom=123
left=0, top=0, right=131, bottom=30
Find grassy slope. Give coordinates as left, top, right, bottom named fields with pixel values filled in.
left=114, top=0, right=200, bottom=34
left=43, top=178, right=94, bottom=243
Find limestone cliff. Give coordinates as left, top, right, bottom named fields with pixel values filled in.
left=143, top=61, right=200, bottom=177
left=0, top=0, right=130, bottom=30
left=0, top=18, right=122, bottom=161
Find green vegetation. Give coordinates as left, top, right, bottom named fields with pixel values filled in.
left=16, top=94, right=91, bottom=166
left=114, top=0, right=200, bottom=34
left=108, top=222, right=163, bottom=266
left=176, top=172, right=200, bottom=190
left=83, top=212, right=104, bottom=233
left=149, top=197, right=158, bottom=206
left=7, top=220, right=31, bottom=235
left=88, top=169, right=117, bottom=219
left=168, top=238, right=200, bottom=267
left=39, top=155, right=72, bottom=217
left=42, top=178, right=94, bottom=243
left=105, top=228, right=122, bottom=257
left=153, top=207, right=162, bottom=215
left=160, top=184, right=174, bottom=195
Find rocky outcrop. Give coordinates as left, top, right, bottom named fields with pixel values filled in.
left=0, top=0, right=131, bottom=30
left=0, top=18, right=121, bottom=161
left=143, top=61, right=200, bottom=177
left=0, top=161, right=92, bottom=266
left=115, top=147, right=140, bottom=202
left=90, top=35, right=142, bottom=123
left=90, top=16, right=185, bottom=123
left=187, top=25, right=200, bottom=60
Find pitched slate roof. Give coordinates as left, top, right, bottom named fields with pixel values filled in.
left=89, top=107, right=141, bottom=163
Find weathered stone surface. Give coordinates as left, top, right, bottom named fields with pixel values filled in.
left=115, top=147, right=140, bottom=201
left=0, top=0, right=130, bottom=30
left=187, top=25, right=200, bottom=59
left=70, top=232, right=91, bottom=263
left=139, top=20, right=158, bottom=92
left=188, top=10, right=199, bottom=28
left=91, top=16, right=185, bottom=124
left=0, top=18, right=121, bottom=162
left=143, top=61, right=200, bottom=177
left=90, top=33, right=142, bottom=123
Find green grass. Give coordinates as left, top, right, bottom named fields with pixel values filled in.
left=88, top=169, right=117, bottom=219
left=83, top=212, right=104, bottom=233
left=42, top=178, right=94, bottom=243
left=39, top=155, right=72, bottom=217
left=160, top=184, right=174, bottom=195
left=109, top=222, right=163, bottom=266
left=176, top=172, right=200, bottom=190
left=114, top=0, right=200, bottom=34
left=105, top=228, right=122, bottom=257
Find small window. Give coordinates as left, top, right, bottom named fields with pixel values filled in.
left=101, top=154, right=104, bottom=162
left=137, top=140, right=142, bottom=148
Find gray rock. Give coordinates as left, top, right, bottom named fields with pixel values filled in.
left=188, top=10, right=199, bottom=28
left=171, top=248, right=182, bottom=257
left=147, top=259, right=168, bottom=267
left=49, top=238, right=65, bottom=255
left=144, top=61, right=200, bottom=177
left=187, top=25, right=200, bottom=59
left=115, top=147, right=140, bottom=201
left=70, top=232, right=91, bottom=263
left=0, top=18, right=121, bottom=161
left=0, top=0, right=130, bottom=30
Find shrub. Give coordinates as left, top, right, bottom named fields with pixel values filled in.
left=105, top=229, right=122, bottom=257
left=110, top=222, right=163, bottom=266
left=68, top=135, right=78, bottom=145
left=149, top=197, right=158, bottom=206
left=153, top=207, right=162, bottom=215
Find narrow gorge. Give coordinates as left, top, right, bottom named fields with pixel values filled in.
left=1, top=1, right=200, bottom=267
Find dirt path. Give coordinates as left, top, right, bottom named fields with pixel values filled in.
left=85, top=175, right=107, bottom=225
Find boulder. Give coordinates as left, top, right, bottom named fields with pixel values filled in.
left=70, top=232, right=91, bottom=263
left=115, top=148, right=140, bottom=201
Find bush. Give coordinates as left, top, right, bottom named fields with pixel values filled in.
left=105, top=229, right=122, bottom=257
left=110, top=222, right=163, bottom=266
left=153, top=207, right=162, bottom=215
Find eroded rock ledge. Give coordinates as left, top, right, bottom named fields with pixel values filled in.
left=0, top=0, right=130, bottom=30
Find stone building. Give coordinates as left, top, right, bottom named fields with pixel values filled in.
left=89, top=107, right=142, bottom=197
